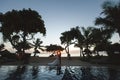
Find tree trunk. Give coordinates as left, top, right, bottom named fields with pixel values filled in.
left=33, top=47, right=37, bottom=57
left=118, top=32, right=120, bottom=39
left=34, top=53, right=36, bottom=57
left=86, top=43, right=90, bottom=57
left=80, top=47, right=82, bottom=58
left=23, top=33, right=26, bottom=53
left=8, top=37, right=16, bottom=50
left=96, top=51, right=99, bottom=56
left=67, top=46, right=71, bottom=60
left=80, top=47, right=84, bottom=57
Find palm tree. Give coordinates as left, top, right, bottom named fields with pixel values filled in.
left=60, top=26, right=112, bottom=58
left=69, top=27, right=84, bottom=57
left=78, top=27, right=96, bottom=57
left=60, top=26, right=96, bottom=58
left=32, top=38, right=44, bottom=57
left=0, top=9, right=46, bottom=53
left=92, top=28, right=112, bottom=55
left=95, top=1, right=120, bottom=38
left=72, top=26, right=104, bottom=57
left=60, top=30, right=75, bottom=59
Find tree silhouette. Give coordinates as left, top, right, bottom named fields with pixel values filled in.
left=10, top=35, right=32, bottom=54
left=60, top=26, right=98, bottom=58
left=93, top=28, right=112, bottom=55
left=0, top=9, right=46, bottom=54
left=69, top=26, right=84, bottom=57
left=95, top=1, right=120, bottom=38
left=32, top=38, right=44, bottom=57
left=60, top=30, right=75, bottom=59
left=107, top=43, right=120, bottom=57
left=76, top=27, right=96, bottom=57
left=46, top=44, right=64, bottom=52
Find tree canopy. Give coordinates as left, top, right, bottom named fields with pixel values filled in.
left=95, top=1, right=120, bottom=37
left=0, top=8, right=46, bottom=53
left=46, top=44, right=64, bottom=52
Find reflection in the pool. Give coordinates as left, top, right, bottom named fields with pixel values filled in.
left=0, top=66, right=119, bottom=80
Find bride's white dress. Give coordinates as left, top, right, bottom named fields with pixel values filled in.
left=48, top=56, right=60, bottom=66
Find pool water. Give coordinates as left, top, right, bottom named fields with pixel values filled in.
left=0, top=66, right=120, bottom=80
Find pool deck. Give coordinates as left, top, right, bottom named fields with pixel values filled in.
left=1, top=57, right=120, bottom=68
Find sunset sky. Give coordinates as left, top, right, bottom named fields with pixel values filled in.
left=0, top=0, right=119, bottom=54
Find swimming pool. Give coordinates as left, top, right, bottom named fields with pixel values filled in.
left=0, top=66, right=119, bottom=80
